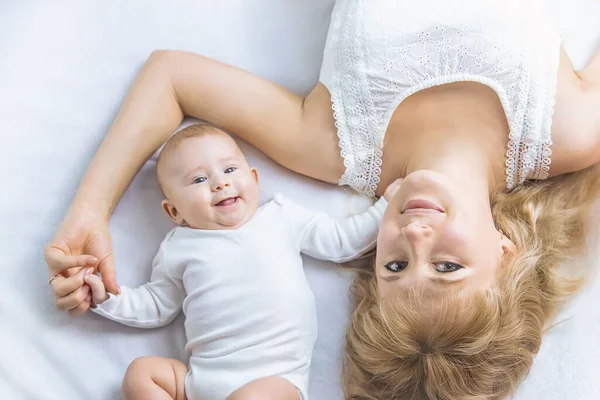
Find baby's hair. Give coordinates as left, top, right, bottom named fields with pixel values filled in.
left=156, top=124, right=227, bottom=195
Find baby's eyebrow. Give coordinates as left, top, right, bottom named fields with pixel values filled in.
left=182, top=157, right=241, bottom=181
left=183, top=166, right=206, bottom=182
left=219, top=156, right=240, bottom=163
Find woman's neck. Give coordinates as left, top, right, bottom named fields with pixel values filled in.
left=378, top=82, right=509, bottom=196
left=405, top=130, right=503, bottom=197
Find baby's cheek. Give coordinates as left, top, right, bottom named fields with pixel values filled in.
left=188, top=201, right=212, bottom=222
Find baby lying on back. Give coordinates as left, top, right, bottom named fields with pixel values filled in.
left=83, top=124, right=399, bottom=400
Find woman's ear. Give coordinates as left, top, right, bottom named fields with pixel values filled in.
left=500, top=232, right=517, bottom=256
left=161, top=199, right=185, bottom=226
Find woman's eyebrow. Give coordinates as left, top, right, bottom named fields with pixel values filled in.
left=378, top=274, right=465, bottom=285
left=429, top=277, right=466, bottom=285
left=379, top=274, right=401, bottom=282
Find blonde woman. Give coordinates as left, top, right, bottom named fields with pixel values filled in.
left=46, top=0, right=600, bottom=398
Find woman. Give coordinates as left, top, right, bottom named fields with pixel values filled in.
left=46, top=0, right=600, bottom=398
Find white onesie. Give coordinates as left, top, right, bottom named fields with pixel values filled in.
left=93, top=194, right=387, bottom=400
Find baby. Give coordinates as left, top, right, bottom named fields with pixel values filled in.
left=82, top=124, right=399, bottom=400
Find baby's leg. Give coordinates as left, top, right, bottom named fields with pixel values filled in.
left=122, top=356, right=188, bottom=400
left=226, top=377, right=301, bottom=400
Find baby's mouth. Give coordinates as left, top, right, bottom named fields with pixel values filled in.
left=215, top=196, right=239, bottom=207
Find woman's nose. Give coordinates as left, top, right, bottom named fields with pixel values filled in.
left=401, top=223, right=433, bottom=241
left=401, top=223, right=434, bottom=258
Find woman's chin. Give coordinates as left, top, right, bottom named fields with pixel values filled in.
left=396, top=170, right=455, bottom=210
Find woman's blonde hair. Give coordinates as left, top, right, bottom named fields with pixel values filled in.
left=344, top=165, right=600, bottom=400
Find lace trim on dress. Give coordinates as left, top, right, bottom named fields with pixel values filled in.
left=535, top=54, right=558, bottom=181
left=330, top=74, right=520, bottom=195
left=329, top=0, right=383, bottom=198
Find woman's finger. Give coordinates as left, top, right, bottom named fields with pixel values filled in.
left=51, top=268, right=94, bottom=298
left=84, top=274, right=109, bottom=304
left=45, top=245, right=97, bottom=272
left=96, top=254, right=120, bottom=295
left=55, top=285, right=90, bottom=311
left=68, top=299, right=92, bottom=317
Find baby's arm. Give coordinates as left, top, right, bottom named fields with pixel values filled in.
left=288, top=179, right=402, bottom=263
left=86, top=240, right=185, bottom=329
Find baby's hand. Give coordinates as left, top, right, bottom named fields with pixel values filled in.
left=84, top=274, right=110, bottom=306
left=383, top=178, right=403, bottom=202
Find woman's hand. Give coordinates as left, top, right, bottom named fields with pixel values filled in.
left=45, top=204, right=120, bottom=315
left=49, top=267, right=95, bottom=316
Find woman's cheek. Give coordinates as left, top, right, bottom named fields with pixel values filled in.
left=377, top=221, right=400, bottom=256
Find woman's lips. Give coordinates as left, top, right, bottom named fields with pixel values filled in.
left=402, top=199, right=445, bottom=214
left=216, top=197, right=239, bottom=207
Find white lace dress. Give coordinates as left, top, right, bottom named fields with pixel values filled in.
left=320, top=0, right=561, bottom=197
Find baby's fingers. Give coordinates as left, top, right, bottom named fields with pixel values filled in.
left=389, top=178, right=404, bottom=191
left=84, top=274, right=109, bottom=304
left=384, top=178, right=404, bottom=201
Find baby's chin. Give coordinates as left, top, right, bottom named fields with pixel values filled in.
left=187, top=208, right=258, bottom=230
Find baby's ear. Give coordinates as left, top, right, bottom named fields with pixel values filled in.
left=161, top=199, right=185, bottom=225
left=251, top=168, right=259, bottom=184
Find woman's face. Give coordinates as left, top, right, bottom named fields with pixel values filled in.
left=375, top=170, right=515, bottom=298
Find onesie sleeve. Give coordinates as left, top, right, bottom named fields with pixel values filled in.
left=275, top=193, right=387, bottom=263
left=91, top=237, right=185, bottom=329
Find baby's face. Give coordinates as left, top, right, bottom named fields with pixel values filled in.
left=160, top=134, right=260, bottom=230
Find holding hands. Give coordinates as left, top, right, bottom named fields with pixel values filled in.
left=48, top=267, right=109, bottom=315
left=45, top=204, right=119, bottom=315
left=84, top=274, right=110, bottom=306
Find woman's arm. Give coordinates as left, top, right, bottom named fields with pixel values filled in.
left=550, top=46, right=600, bottom=175
left=46, top=50, right=343, bottom=307
left=74, top=50, right=342, bottom=217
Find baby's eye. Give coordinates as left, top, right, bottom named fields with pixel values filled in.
left=193, top=177, right=207, bottom=184
left=224, top=167, right=236, bottom=174
left=435, top=262, right=464, bottom=273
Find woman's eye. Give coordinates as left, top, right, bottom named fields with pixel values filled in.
left=384, top=261, right=408, bottom=273
left=193, top=177, right=207, bottom=184
left=224, top=167, right=236, bottom=174
left=435, top=262, right=464, bottom=273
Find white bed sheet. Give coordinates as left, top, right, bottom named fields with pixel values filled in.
left=0, top=1, right=599, bottom=399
